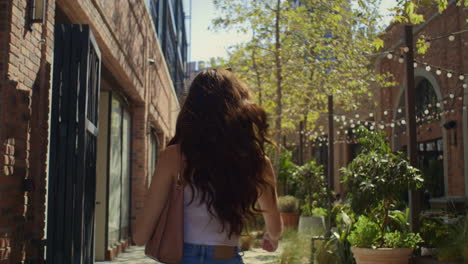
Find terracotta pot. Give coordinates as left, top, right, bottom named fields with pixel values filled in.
left=351, top=247, right=413, bottom=264
left=280, top=213, right=300, bottom=229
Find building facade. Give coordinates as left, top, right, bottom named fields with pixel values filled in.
left=313, top=2, right=468, bottom=204
left=377, top=3, right=468, bottom=202
left=0, top=0, right=187, bottom=263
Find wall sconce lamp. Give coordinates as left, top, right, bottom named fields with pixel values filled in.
left=30, top=0, right=47, bottom=24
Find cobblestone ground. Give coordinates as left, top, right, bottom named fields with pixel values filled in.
left=97, top=245, right=281, bottom=264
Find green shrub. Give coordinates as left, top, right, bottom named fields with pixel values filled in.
left=383, top=231, right=423, bottom=249
left=311, top=207, right=327, bottom=217
left=348, top=216, right=380, bottom=248
left=279, top=196, right=300, bottom=213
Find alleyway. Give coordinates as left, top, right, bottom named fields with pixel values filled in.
left=97, top=246, right=281, bottom=264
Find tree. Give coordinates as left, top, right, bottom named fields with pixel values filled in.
left=212, top=0, right=393, bottom=169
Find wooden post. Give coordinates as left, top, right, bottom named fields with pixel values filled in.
left=299, top=120, right=304, bottom=165
left=326, top=95, right=334, bottom=236
left=404, top=24, right=421, bottom=232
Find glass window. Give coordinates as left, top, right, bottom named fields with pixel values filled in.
left=108, top=95, right=132, bottom=245
left=108, top=96, right=122, bottom=246
left=148, top=133, right=158, bottom=186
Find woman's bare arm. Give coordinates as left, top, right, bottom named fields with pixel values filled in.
left=133, top=145, right=179, bottom=246
left=258, top=158, right=282, bottom=241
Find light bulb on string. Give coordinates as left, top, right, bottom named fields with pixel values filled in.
left=413, top=62, right=418, bottom=68
left=398, top=108, right=402, bottom=113
left=425, top=65, right=431, bottom=71
left=369, top=113, right=374, bottom=117
left=448, top=35, right=455, bottom=41
left=357, top=120, right=361, bottom=125
left=364, top=121, right=369, bottom=126
left=398, top=56, right=404, bottom=64
left=379, top=125, right=385, bottom=130
left=351, top=124, right=355, bottom=128
left=436, top=102, right=441, bottom=108
left=449, top=94, right=455, bottom=99
left=401, top=120, right=406, bottom=125
left=460, top=74, right=465, bottom=81
left=352, top=129, right=356, bottom=133
left=345, top=130, right=348, bottom=134
left=384, top=110, right=388, bottom=115
left=464, top=84, right=468, bottom=89
left=447, top=72, right=453, bottom=78
left=403, top=47, right=410, bottom=53
left=355, top=114, right=360, bottom=118
left=386, top=53, right=393, bottom=60
left=436, top=69, right=442, bottom=75
left=424, top=109, right=429, bottom=115
left=370, top=125, right=374, bottom=130
left=390, top=123, right=395, bottom=128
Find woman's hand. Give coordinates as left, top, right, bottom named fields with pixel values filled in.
left=262, top=232, right=279, bottom=252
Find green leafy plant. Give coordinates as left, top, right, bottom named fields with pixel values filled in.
left=348, top=216, right=380, bottom=248
left=437, top=216, right=468, bottom=261
left=291, top=159, right=328, bottom=216
left=278, top=150, right=297, bottom=193
left=383, top=231, right=423, bottom=249
left=278, top=195, right=300, bottom=213
left=342, top=127, right=424, bottom=249
left=420, top=217, right=449, bottom=248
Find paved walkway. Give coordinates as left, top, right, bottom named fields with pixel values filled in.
left=97, top=245, right=280, bottom=264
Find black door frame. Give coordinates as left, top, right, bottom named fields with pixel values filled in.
left=47, top=24, right=101, bottom=264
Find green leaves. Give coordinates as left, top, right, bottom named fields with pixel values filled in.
left=341, top=127, right=423, bottom=215
left=373, top=38, right=384, bottom=50
left=348, top=215, right=380, bottom=248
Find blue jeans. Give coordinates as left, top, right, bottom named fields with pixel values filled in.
left=181, top=243, right=244, bottom=264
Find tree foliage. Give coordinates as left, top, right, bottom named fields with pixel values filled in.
left=211, top=0, right=392, bottom=162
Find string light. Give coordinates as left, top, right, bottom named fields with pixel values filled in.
left=387, top=53, right=393, bottom=59
left=449, top=94, right=454, bottom=99
left=425, top=65, right=431, bottom=71
left=384, top=110, right=388, bottom=115
left=403, top=47, right=410, bottom=53
left=369, top=113, right=374, bottom=117
left=448, top=35, right=455, bottom=41
left=398, top=56, right=404, bottom=64
left=464, top=84, right=468, bottom=89
left=436, top=69, right=442, bottom=75
left=413, top=62, right=418, bottom=68
left=447, top=72, right=453, bottom=78
left=459, top=74, right=465, bottom=81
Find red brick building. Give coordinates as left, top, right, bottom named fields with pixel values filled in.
left=312, top=3, right=468, bottom=205
left=0, top=0, right=187, bottom=263
left=376, top=2, right=468, bottom=201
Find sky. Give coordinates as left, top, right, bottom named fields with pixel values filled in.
left=186, top=0, right=397, bottom=62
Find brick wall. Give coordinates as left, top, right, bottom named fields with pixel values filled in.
left=54, top=0, right=180, bottom=259
left=0, top=0, right=55, bottom=262
left=1, top=0, right=181, bottom=261
left=377, top=3, right=468, bottom=196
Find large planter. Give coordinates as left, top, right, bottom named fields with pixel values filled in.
left=351, top=247, right=413, bottom=264
left=298, top=215, right=325, bottom=236
left=280, top=213, right=300, bottom=229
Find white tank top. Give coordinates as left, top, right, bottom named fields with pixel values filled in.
left=183, top=186, right=240, bottom=246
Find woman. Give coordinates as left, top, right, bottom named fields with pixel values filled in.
left=134, top=69, right=282, bottom=263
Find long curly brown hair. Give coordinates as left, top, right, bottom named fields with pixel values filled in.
left=169, top=68, right=274, bottom=238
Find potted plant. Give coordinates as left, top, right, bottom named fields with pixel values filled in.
left=292, top=159, right=329, bottom=235
left=278, top=195, right=300, bottom=229
left=341, top=127, right=424, bottom=264
left=436, top=216, right=468, bottom=263
left=298, top=203, right=326, bottom=236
